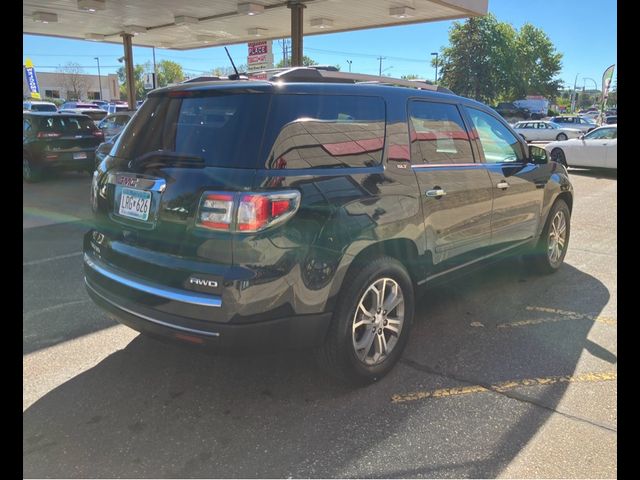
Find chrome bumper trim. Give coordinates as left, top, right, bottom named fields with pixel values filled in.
left=85, top=277, right=221, bottom=337
left=83, top=253, right=222, bottom=308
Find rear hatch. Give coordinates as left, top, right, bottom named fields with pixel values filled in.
left=93, top=86, right=272, bottom=270
left=37, top=115, right=103, bottom=157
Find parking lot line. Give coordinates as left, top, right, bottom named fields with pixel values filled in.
left=23, top=251, right=83, bottom=267
left=391, top=371, right=616, bottom=404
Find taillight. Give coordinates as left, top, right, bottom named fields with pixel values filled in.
left=196, top=193, right=234, bottom=230
left=196, top=191, right=301, bottom=232
left=37, top=132, right=62, bottom=139
left=237, top=192, right=300, bottom=232
left=93, top=130, right=104, bottom=138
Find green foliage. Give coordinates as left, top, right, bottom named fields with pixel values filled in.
left=117, top=63, right=149, bottom=101
left=156, top=60, right=184, bottom=87
left=43, top=97, right=64, bottom=107
left=275, top=55, right=318, bottom=68
left=401, top=74, right=422, bottom=80
left=435, top=14, right=563, bottom=105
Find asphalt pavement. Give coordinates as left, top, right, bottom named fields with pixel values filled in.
left=23, top=167, right=617, bottom=478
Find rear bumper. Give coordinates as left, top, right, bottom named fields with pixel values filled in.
left=84, top=254, right=332, bottom=350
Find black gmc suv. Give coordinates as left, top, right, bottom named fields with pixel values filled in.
left=84, top=68, right=573, bottom=384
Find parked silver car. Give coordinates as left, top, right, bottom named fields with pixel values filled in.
left=513, top=120, right=582, bottom=142
left=549, top=115, right=597, bottom=133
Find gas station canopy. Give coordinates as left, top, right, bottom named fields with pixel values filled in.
left=23, top=0, right=487, bottom=50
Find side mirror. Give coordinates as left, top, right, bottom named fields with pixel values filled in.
left=529, top=145, right=548, bottom=164
left=579, top=134, right=585, bottom=140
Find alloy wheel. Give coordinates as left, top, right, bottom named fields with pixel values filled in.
left=352, top=277, right=405, bottom=366
left=547, top=210, right=567, bottom=267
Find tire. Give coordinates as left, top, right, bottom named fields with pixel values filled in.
left=315, top=256, right=415, bottom=385
left=556, top=133, right=568, bottom=141
left=550, top=148, right=567, bottom=168
left=524, top=199, right=571, bottom=274
left=23, top=155, right=41, bottom=183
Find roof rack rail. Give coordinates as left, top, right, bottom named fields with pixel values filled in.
left=251, top=67, right=454, bottom=94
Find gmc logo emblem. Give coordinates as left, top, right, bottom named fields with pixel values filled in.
left=117, top=175, right=139, bottom=187
left=189, top=277, right=218, bottom=288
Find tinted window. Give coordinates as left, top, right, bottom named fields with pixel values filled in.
left=30, top=104, right=57, bottom=112
left=38, top=116, right=96, bottom=134
left=263, top=94, right=385, bottom=169
left=408, top=101, right=473, bottom=164
left=112, top=93, right=270, bottom=169
left=467, top=108, right=525, bottom=163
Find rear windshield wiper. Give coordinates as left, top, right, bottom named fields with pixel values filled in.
left=128, top=150, right=204, bottom=169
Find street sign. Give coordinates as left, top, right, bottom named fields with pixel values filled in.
left=143, top=72, right=156, bottom=90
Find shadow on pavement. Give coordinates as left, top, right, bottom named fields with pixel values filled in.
left=23, top=258, right=611, bottom=478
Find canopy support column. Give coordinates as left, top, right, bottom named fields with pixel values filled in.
left=287, top=1, right=306, bottom=67
left=121, top=33, right=136, bottom=110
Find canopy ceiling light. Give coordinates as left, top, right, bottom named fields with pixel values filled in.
left=310, top=18, right=333, bottom=29
left=122, top=25, right=147, bottom=35
left=32, top=11, right=58, bottom=23
left=196, top=34, right=218, bottom=43
left=247, top=27, right=267, bottom=36
left=389, top=6, right=415, bottom=18
left=237, top=3, right=264, bottom=16
left=77, top=0, right=106, bottom=12
left=174, top=15, right=199, bottom=25
left=85, top=33, right=106, bottom=41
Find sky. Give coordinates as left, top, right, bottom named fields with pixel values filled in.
left=23, top=0, right=617, bottom=91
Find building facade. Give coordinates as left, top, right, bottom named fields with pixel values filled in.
left=22, top=71, right=120, bottom=101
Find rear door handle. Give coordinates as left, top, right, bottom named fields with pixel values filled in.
left=426, top=189, right=447, bottom=198
left=496, top=181, right=509, bottom=190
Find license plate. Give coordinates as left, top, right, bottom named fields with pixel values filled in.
left=73, top=152, right=88, bottom=160
left=118, top=188, right=151, bottom=221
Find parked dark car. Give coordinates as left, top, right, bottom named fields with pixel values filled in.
left=60, top=108, right=108, bottom=125
left=494, top=102, right=532, bottom=121
left=23, top=112, right=104, bottom=182
left=84, top=68, right=573, bottom=384
left=604, top=115, right=617, bottom=125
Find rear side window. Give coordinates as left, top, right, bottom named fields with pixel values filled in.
left=38, top=116, right=96, bottom=134
left=466, top=108, right=526, bottom=163
left=30, top=104, right=57, bottom=112
left=112, top=93, right=270, bottom=169
left=408, top=101, right=474, bottom=165
left=262, top=94, right=385, bottom=169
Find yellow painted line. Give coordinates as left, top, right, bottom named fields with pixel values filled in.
left=391, top=371, right=616, bottom=404
left=495, top=306, right=617, bottom=329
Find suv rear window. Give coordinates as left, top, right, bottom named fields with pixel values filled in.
left=37, top=116, right=97, bottom=134
left=111, top=93, right=270, bottom=169
left=29, top=103, right=57, bottom=112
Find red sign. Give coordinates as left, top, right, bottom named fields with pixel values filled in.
left=248, top=54, right=268, bottom=65
left=248, top=41, right=268, bottom=56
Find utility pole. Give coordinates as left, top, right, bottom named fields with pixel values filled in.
left=346, top=59, right=352, bottom=72
left=152, top=46, right=157, bottom=89
left=571, top=72, right=580, bottom=113
left=377, top=56, right=385, bottom=76
left=431, top=52, right=438, bottom=84
left=94, top=57, right=102, bottom=100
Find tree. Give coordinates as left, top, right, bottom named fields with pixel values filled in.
left=512, top=23, right=563, bottom=98
left=156, top=60, right=184, bottom=87
left=434, top=14, right=563, bottom=104
left=56, top=62, right=89, bottom=100
left=401, top=74, right=422, bottom=80
left=117, top=63, right=148, bottom=101
left=276, top=55, right=318, bottom=68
